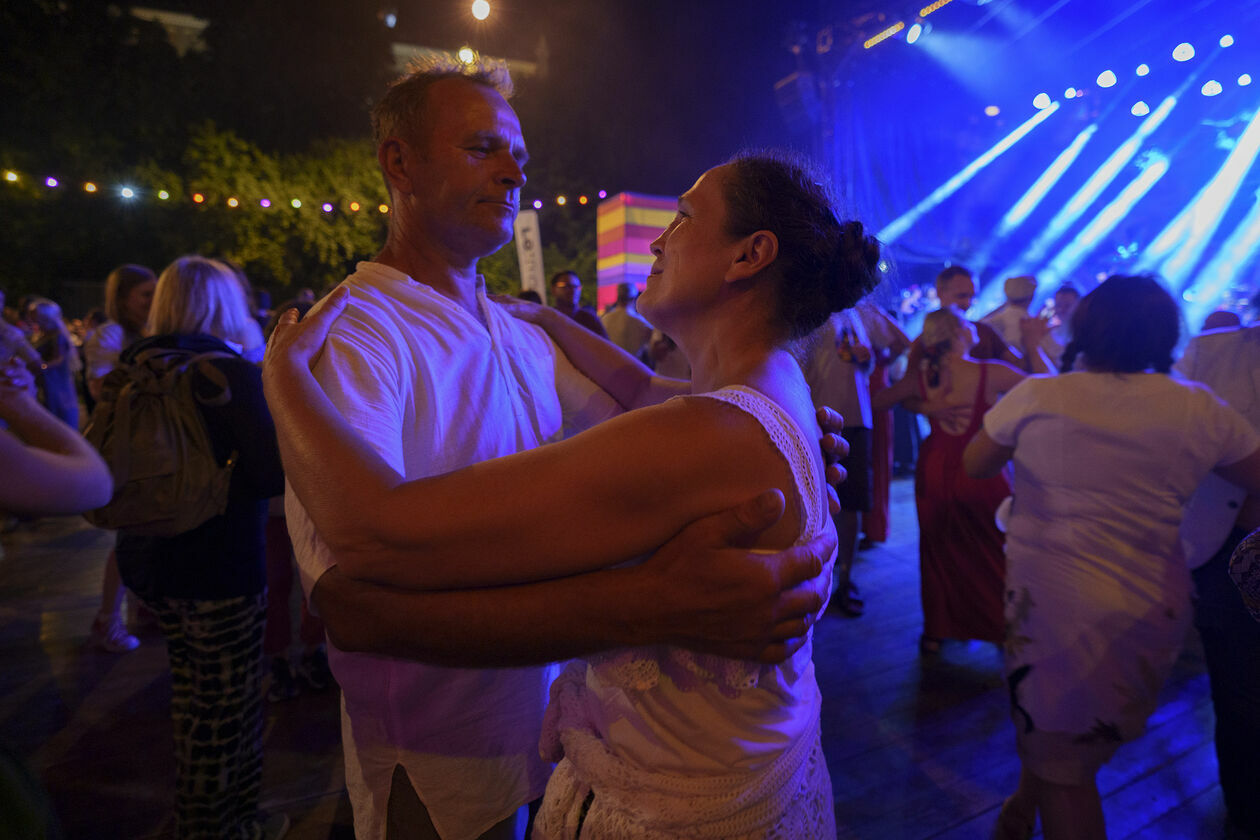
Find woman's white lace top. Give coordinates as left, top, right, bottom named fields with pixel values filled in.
left=535, top=385, right=835, bottom=838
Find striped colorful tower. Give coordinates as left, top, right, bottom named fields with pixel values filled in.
left=595, top=192, right=676, bottom=310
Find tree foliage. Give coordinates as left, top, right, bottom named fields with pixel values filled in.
left=0, top=2, right=596, bottom=309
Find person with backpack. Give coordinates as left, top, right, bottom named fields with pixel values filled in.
left=105, top=255, right=287, bottom=840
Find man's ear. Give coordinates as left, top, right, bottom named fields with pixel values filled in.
left=725, top=230, right=779, bottom=283
left=378, top=138, right=414, bottom=197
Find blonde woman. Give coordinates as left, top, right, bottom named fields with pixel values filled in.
left=873, top=306, right=1039, bottom=652
left=113, top=256, right=287, bottom=840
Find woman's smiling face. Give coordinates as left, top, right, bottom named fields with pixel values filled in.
left=637, top=165, right=741, bottom=330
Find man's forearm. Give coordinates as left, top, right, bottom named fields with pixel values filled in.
left=315, top=564, right=653, bottom=667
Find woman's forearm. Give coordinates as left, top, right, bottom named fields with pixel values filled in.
left=534, top=307, right=687, bottom=408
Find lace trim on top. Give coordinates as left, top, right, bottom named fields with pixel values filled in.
left=585, top=385, right=827, bottom=696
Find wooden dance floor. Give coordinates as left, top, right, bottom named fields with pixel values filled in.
left=0, top=477, right=1225, bottom=838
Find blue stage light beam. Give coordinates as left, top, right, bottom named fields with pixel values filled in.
left=988, top=95, right=1177, bottom=287
left=877, top=102, right=1061, bottom=244
left=970, top=125, right=1099, bottom=272
left=1181, top=190, right=1260, bottom=328
left=1139, top=102, right=1260, bottom=287
left=1037, top=153, right=1171, bottom=288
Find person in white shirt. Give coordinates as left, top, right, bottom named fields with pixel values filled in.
left=980, top=274, right=1037, bottom=347
left=277, top=59, right=840, bottom=840
left=1175, top=314, right=1260, bottom=840
left=600, top=282, right=653, bottom=357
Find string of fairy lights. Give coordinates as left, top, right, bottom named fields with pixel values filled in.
left=2, top=168, right=609, bottom=214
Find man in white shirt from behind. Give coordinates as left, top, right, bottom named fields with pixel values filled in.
left=285, top=58, right=838, bottom=840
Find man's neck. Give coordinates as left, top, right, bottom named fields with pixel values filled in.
left=375, top=236, right=481, bottom=317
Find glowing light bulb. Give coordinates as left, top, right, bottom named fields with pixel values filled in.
left=597, top=190, right=607, bottom=199
left=350, top=201, right=360, bottom=212
left=227, top=196, right=240, bottom=207
left=192, top=192, right=204, bottom=203
left=260, top=198, right=271, bottom=207
left=532, top=199, right=543, bottom=209
left=556, top=195, right=567, bottom=206
left=3, top=171, right=17, bottom=182
left=120, top=187, right=136, bottom=199
left=578, top=195, right=588, bottom=205
left=1240, top=74, right=1253, bottom=87
left=1202, top=79, right=1223, bottom=96
left=291, top=198, right=302, bottom=208
left=1220, top=34, right=1234, bottom=48
left=378, top=204, right=389, bottom=213
left=1032, top=92, right=1052, bottom=110
left=157, top=189, right=169, bottom=200
left=1131, top=100, right=1150, bottom=116
left=322, top=202, right=334, bottom=213
left=472, top=0, right=490, bottom=20
left=1136, top=63, right=1150, bottom=76
left=984, top=105, right=1000, bottom=116
left=45, top=177, right=59, bottom=188
left=1096, top=70, right=1117, bottom=88
left=1172, top=42, right=1195, bottom=62
left=457, top=46, right=475, bottom=64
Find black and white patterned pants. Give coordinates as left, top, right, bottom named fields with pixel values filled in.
left=147, top=592, right=267, bottom=840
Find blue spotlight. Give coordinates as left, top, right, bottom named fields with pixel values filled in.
left=907, top=22, right=924, bottom=44
left=877, top=102, right=1061, bottom=244
left=1097, top=70, right=1117, bottom=88
left=1139, top=104, right=1260, bottom=286
left=1136, top=63, right=1150, bottom=76
left=1033, top=92, right=1052, bottom=109
left=992, top=96, right=1178, bottom=284
left=1202, top=80, right=1223, bottom=96
left=1173, top=42, right=1195, bottom=62
left=1241, top=74, right=1253, bottom=87
left=1039, top=154, right=1170, bottom=287
left=1220, top=34, right=1235, bottom=48
left=1132, top=100, right=1151, bottom=116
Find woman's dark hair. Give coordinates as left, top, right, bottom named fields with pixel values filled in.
left=722, top=150, right=881, bottom=340
left=1061, top=274, right=1180, bottom=373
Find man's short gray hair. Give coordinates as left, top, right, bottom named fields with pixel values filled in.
left=370, top=53, right=514, bottom=148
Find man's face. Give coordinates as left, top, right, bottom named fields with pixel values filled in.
left=938, top=275, right=976, bottom=311
left=551, top=274, right=581, bottom=309
left=400, top=79, right=528, bottom=260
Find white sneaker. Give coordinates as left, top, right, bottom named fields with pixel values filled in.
left=90, top=614, right=139, bottom=653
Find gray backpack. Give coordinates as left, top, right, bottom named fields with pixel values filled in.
left=84, top=347, right=238, bottom=536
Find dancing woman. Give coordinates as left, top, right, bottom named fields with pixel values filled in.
left=265, top=151, right=879, bottom=837
left=873, top=306, right=1039, bottom=652
left=964, top=275, right=1260, bottom=840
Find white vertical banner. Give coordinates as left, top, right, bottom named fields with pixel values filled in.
left=513, top=209, right=546, bottom=298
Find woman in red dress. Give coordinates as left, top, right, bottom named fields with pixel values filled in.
left=874, top=306, right=1041, bottom=652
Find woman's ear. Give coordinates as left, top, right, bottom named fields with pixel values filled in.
left=726, top=230, right=779, bottom=283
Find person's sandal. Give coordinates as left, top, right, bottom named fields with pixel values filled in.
left=833, top=582, right=865, bottom=617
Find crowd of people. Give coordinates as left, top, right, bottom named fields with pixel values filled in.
left=4, top=53, right=1260, bottom=840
